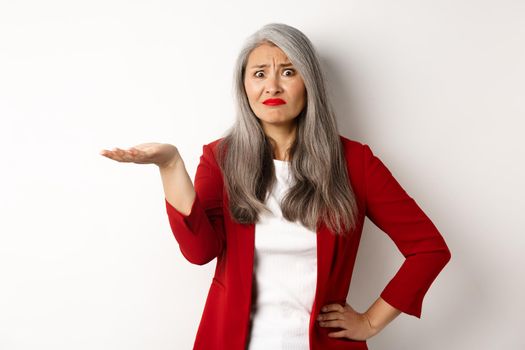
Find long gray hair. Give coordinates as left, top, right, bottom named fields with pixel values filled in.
left=216, top=23, right=358, bottom=235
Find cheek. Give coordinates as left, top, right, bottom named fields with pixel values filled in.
left=244, top=81, right=258, bottom=101
left=292, top=84, right=306, bottom=106
left=290, top=80, right=304, bottom=94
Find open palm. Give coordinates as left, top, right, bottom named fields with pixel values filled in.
left=100, top=142, right=180, bottom=168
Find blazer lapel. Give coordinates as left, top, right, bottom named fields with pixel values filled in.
left=237, top=221, right=255, bottom=303
left=312, top=223, right=336, bottom=314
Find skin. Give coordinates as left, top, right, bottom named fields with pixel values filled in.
left=317, top=298, right=401, bottom=340
left=243, top=42, right=306, bottom=161
left=99, top=143, right=180, bottom=168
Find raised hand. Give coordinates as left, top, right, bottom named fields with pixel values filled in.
left=100, top=142, right=181, bottom=168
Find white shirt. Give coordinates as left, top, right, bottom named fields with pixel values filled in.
left=247, top=159, right=318, bottom=350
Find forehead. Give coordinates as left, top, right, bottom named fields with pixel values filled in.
left=246, top=43, right=290, bottom=64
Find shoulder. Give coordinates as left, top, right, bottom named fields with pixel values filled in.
left=338, top=135, right=385, bottom=184
left=204, top=137, right=226, bottom=157
left=196, top=137, right=227, bottom=168
left=338, top=134, right=370, bottom=162
left=339, top=135, right=397, bottom=187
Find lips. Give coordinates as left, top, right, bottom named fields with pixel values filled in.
left=263, top=98, right=286, bottom=106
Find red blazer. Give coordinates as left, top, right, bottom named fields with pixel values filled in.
left=164, top=135, right=451, bottom=350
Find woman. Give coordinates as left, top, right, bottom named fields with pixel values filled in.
left=100, top=23, right=451, bottom=350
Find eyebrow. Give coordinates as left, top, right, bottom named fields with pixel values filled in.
left=249, top=62, right=294, bottom=69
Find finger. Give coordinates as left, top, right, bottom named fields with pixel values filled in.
left=128, top=147, right=145, bottom=158
left=100, top=147, right=118, bottom=155
left=104, top=148, right=130, bottom=162
left=318, top=311, right=343, bottom=321
left=321, top=304, right=345, bottom=313
left=109, top=148, right=125, bottom=161
left=114, top=148, right=135, bottom=162
left=127, top=147, right=146, bottom=159
left=319, top=320, right=345, bottom=328
left=114, top=147, right=125, bottom=155
left=327, top=330, right=348, bottom=338
left=100, top=151, right=121, bottom=161
left=121, top=150, right=134, bottom=162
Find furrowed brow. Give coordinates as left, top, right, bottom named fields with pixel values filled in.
left=250, top=63, right=294, bottom=69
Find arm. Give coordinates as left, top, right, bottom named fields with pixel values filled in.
left=161, top=144, right=226, bottom=265
left=363, top=144, right=452, bottom=319
left=159, top=155, right=196, bottom=216
left=364, top=296, right=401, bottom=335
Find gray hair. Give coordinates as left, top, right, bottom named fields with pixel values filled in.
left=216, top=22, right=358, bottom=235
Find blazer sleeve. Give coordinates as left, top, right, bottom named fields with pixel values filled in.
left=164, top=143, right=226, bottom=266
left=363, top=144, right=451, bottom=318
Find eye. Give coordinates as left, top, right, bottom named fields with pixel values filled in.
left=283, top=69, right=295, bottom=76
left=254, top=71, right=264, bottom=78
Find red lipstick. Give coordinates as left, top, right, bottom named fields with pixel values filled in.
left=263, top=98, right=286, bottom=106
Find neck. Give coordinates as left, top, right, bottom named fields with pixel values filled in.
left=262, top=121, right=297, bottom=161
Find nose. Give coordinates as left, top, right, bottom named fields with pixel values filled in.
left=265, top=75, right=282, bottom=95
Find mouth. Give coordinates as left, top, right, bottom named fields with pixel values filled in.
left=263, top=98, right=286, bottom=106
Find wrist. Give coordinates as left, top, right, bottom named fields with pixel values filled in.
left=363, top=311, right=379, bottom=336
left=158, top=156, right=183, bottom=170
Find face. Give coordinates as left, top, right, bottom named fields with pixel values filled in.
left=243, top=43, right=306, bottom=131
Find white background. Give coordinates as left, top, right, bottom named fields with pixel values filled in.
left=1, top=0, right=523, bottom=349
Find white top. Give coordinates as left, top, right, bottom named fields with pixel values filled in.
left=247, top=159, right=318, bottom=350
